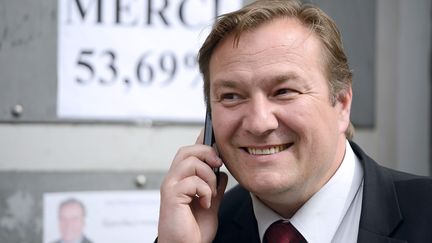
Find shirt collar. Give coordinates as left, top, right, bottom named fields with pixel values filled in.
left=252, top=140, right=364, bottom=243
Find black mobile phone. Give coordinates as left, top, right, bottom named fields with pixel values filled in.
left=204, top=109, right=220, bottom=186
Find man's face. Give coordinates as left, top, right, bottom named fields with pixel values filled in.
left=209, top=18, right=351, bottom=207
left=59, top=203, right=85, bottom=242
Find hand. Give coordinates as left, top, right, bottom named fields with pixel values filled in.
left=157, top=131, right=228, bottom=243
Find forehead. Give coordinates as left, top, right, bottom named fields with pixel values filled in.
left=60, top=203, right=83, bottom=214
left=209, top=17, right=325, bottom=80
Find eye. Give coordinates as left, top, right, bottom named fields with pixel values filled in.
left=217, top=92, right=245, bottom=106
left=272, top=87, right=301, bottom=101
left=220, top=93, right=241, bottom=101
left=275, top=88, right=297, bottom=96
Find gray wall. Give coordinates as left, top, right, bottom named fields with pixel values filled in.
left=354, top=0, right=431, bottom=175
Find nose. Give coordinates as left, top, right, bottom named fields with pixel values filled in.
left=242, top=95, right=278, bottom=136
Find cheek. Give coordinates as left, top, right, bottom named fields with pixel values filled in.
left=278, top=102, right=340, bottom=162
left=290, top=105, right=341, bottom=164
left=212, top=108, right=241, bottom=142
left=288, top=100, right=339, bottom=131
left=277, top=105, right=315, bottom=139
left=212, top=110, right=245, bottom=170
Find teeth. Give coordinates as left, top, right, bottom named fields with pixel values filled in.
left=247, top=145, right=287, bottom=155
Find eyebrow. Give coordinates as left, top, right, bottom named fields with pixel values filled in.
left=271, top=73, right=301, bottom=84
left=211, top=80, right=239, bottom=91
left=212, top=72, right=301, bottom=90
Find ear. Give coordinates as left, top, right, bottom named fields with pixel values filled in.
left=336, top=87, right=352, bottom=134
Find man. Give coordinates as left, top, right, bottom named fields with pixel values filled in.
left=53, top=198, right=93, bottom=243
left=158, top=0, right=432, bottom=242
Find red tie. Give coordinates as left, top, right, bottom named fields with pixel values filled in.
left=263, top=220, right=307, bottom=243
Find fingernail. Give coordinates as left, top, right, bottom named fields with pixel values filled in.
left=215, top=157, right=223, bottom=166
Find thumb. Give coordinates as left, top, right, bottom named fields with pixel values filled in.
left=210, top=172, right=228, bottom=212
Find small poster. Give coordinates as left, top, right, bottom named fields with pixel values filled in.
left=43, top=191, right=160, bottom=243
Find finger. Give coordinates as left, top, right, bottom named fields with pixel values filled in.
left=169, top=156, right=220, bottom=196
left=175, top=176, right=213, bottom=209
left=172, top=144, right=222, bottom=169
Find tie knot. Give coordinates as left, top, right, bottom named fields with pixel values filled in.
left=263, top=220, right=307, bottom=243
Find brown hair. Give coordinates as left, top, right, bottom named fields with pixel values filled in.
left=58, top=198, right=86, bottom=217
left=198, top=0, right=354, bottom=139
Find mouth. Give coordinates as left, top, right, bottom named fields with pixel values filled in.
left=243, top=143, right=292, bottom=155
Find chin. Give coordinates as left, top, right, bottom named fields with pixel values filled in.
left=241, top=172, right=290, bottom=195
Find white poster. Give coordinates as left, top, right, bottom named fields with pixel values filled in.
left=43, top=191, right=160, bottom=243
left=57, top=0, right=242, bottom=122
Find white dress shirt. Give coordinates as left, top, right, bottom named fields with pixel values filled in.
left=252, top=140, right=364, bottom=243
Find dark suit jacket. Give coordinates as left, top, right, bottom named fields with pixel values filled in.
left=52, top=235, right=93, bottom=243
left=213, top=142, right=432, bottom=243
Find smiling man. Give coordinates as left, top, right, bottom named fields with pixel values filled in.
left=157, top=1, right=432, bottom=243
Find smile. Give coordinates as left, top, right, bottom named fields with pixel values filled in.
left=246, top=144, right=290, bottom=155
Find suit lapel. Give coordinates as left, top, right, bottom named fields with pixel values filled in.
left=351, top=142, right=405, bottom=243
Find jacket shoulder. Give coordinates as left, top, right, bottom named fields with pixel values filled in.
left=378, top=162, right=432, bottom=199
left=83, top=236, right=94, bottom=243
left=392, top=170, right=432, bottom=213
left=392, top=171, right=432, bottom=240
